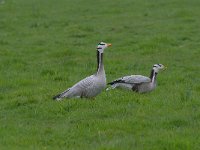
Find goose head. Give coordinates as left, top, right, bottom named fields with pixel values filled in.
left=97, top=42, right=112, bottom=53
left=152, top=64, right=166, bottom=73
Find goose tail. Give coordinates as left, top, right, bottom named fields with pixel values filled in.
left=52, top=93, right=62, bottom=101
left=53, top=88, right=70, bottom=100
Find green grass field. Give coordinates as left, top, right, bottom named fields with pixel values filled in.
left=1, top=0, right=200, bottom=149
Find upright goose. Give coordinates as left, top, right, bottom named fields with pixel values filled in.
left=53, top=42, right=112, bottom=100
left=106, top=64, right=166, bottom=93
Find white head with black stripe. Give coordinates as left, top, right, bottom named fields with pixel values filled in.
left=97, top=42, right=112, bottom=53
left=152, top=64, right=166, bottom=73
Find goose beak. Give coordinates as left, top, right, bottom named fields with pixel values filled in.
left=107, top=43, right=112, bottom=47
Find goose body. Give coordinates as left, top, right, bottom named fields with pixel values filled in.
left=107, top=64, right=165, bottom=93
left=53, top=42, right=111, bottom=100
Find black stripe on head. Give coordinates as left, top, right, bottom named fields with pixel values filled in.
left=153, top=64, right=161, bottom=68
left=97, top=47, right=102, bottom=49
left=98, top=43, right=105, bottom=45
left=157, top=64, right=162, bottom=67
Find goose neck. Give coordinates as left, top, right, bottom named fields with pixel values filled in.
left=96, top=50, right=104, bottom=75
left=150, top=69, right=157, bottom=83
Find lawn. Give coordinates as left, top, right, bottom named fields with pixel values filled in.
left=0, top=0, right=200, bottom=149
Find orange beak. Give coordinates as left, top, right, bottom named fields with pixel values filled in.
left=107, top=43, right=112, bottom=47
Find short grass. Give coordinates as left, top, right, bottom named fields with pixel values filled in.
left=0, top=0, right=200, bottom=149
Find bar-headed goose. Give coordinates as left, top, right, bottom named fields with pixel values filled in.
left=53, top=42, right=112, bottom=100
left=106, top=64, right=166, bottom=93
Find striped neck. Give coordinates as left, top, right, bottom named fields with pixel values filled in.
left=150, top=69, right=157, bottom=83
left=96, top=50, right=104, bottom=75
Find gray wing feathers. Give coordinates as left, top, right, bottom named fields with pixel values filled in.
left=117, top=75, right=151, bottom=84
left=125, top=75, right=150, bottom=84
left=75, top=75, right=94, bottom=89
left=59, top=75, right=95, bottom=98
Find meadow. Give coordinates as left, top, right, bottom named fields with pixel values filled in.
left=0, top=0, right=200, bottom=149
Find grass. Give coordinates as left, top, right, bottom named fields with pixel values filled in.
left=0, top=0, right=200, bottom=149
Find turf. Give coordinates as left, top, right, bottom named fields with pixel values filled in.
left=0, top=0, right=200, bottom=149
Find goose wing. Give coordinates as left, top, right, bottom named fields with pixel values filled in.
left=109, top=75, right=151, bottom=85
left=72, top=75, right=95, bottom=90
left=53, top=75, right=95, bottom=99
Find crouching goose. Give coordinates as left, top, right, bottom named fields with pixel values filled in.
left=106, top=64, right=166, bottom=93
left=53, top=42, right=112, bottom=100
